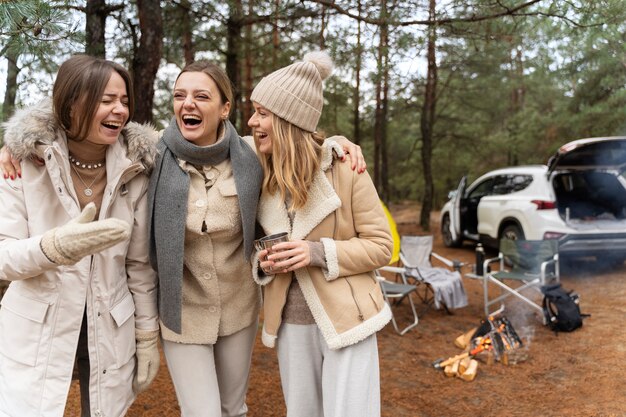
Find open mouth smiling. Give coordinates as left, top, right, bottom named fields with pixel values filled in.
left=102, top=121, right=122, bottom=130
left=182, top=114, right=202, bottom=126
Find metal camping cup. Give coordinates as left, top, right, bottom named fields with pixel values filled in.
left=254, top=232, right=289, bottom=253
left=255, top=232, right=289, bottom=275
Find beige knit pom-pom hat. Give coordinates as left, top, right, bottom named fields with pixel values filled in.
left=250, top=51, right=333, bottom=132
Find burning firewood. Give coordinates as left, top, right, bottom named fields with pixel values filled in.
left=433, top=309, right=523, bottom=380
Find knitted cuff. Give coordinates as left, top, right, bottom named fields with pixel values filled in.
left=136, top=329, right=160, bottom=342
left=40, top=229, right=73, bottom=266
left=307, top=241, right=327, bottom=269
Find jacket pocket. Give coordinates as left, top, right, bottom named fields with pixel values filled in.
left=0, top=290, right=50, bottom=366
left=218, top=179, right=238, bottom=197
left=211, top=178, right=240, bottom=231
left=109, top=292, right=136, bottom=368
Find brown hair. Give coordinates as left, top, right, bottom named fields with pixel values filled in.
left=176, top=60, right=233, bottom=116
left=53, top=55, right=134, bottom=141
left=257, top=114, right=324, bottom=210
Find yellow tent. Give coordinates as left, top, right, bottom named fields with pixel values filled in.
left=381, top=201, right=401, bottom=265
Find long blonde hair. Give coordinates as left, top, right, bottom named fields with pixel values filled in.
left=258, top=115, right=325, bottom=211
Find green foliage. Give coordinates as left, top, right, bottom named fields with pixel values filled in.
left=0, top=0, right=79, bottom=58
left=1, top=0, right=625, bottom=209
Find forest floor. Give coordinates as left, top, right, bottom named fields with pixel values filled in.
left=65, top=201, right=626, bottom=416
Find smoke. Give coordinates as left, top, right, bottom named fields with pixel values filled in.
left=507, top=324, right=534, bottom=364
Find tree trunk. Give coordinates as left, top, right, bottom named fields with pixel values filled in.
left=226, top=0, right=243, bottom=130
left=272, top=0, right=280, bottom=68
left=1, top=49, right=19, bottom=127
left=352, top=0, right=362, bottom=145
left=131, top=0, right=162, bottom=124
left=242, top=1, right=255, bottom=136
left=380, top=29, right=390, bottom=202
left=85, top=0, right=107, bottom=57
left=419, top=0, right=437, bottom=231
left=373, top=0, right=389, bottom=202
left=179, top=0, right=194, bottom=66
left=508, top=45, right=524, bottom=165
left=320, top=4, right=326, bottom=48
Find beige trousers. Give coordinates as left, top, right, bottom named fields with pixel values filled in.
left=162, top=320, right=258, bottom=417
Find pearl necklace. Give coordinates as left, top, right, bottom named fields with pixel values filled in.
left=69, top=154, right=104, bottom=170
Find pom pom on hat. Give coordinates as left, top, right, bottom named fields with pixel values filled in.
left=303, top=51, right=334, bottom=81
left=250, top=50, right=334, bottom=132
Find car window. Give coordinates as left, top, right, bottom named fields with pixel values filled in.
left=509, top=174, right=533, bottom=192
left=491, top=174, right=533, bottom=195
left=491, top=175, right=510, bottom=195
left=467, top=178, right=494, bottom=199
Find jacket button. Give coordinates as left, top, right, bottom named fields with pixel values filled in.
left=47, top=154, right=52, bottom=160
left=102, top=369, right=106, bottom=374
left=203, top=273, right=211, bottom=280
left=208, top=306, right=217, bottom=313
left=195, top=199, right=206, bottom=207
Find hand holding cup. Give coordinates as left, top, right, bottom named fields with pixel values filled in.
left=265, top=239, right=312, bottom=274
left=255, top=232, right=289, bottom=275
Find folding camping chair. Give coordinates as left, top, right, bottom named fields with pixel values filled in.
left=381, top=235, right=468, bottom=313
left=482, top=239, right=560, bottom=319
left=375, top=268, right=419, bottom=335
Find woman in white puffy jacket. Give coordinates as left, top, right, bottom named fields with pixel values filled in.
left=0, top=55, right=159, bottom=417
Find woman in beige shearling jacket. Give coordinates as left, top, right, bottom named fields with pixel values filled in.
left=0, top=57, right=159, bottom=417
left=249, top=51, right=392, bottom=417
left=252, top=140, right=393, bottom=350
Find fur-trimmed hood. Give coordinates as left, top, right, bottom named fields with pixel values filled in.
left=2, top=98, right=159, bottom=172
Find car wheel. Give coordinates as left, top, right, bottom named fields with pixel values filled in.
left=500, top=223, right=525, bottom=241
left=441, top=213, right=462, bottom=247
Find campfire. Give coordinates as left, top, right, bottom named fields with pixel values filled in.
left=433, top=308, right=523, bottom=381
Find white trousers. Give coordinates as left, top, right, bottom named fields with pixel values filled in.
left=277, top=324, right=381, bottom=417
left=162, top=320, right=258, bottom=417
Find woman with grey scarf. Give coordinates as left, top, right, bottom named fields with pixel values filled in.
left=147, top=61, right=365, bottom=417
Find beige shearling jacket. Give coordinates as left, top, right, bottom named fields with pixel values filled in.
left=253, top=145, right=393, bottom=350
left=0, top=100, right=159, bottom=417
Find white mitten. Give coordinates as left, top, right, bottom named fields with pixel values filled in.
left=40, top=202, right=131, bottom=265
left=133, top=329, right=160, bottom=394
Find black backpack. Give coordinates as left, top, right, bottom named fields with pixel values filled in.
left=541, top=284, right=587, bottom=332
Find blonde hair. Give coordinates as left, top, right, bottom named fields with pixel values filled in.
left=258, top=115, right=325, bottom=210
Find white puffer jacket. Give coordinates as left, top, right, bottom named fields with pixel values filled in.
left=0, top=100, right=159, bottom=417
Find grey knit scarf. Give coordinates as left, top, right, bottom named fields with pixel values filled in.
left=147, top=118, right=262, bottom=334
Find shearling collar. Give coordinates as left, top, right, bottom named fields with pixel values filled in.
left=2, top=98, right=159, bottom=172
left=257, top=143, right=343, bottom=240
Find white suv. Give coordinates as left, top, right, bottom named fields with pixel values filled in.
left=440, top=137, right=626, bottom=260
